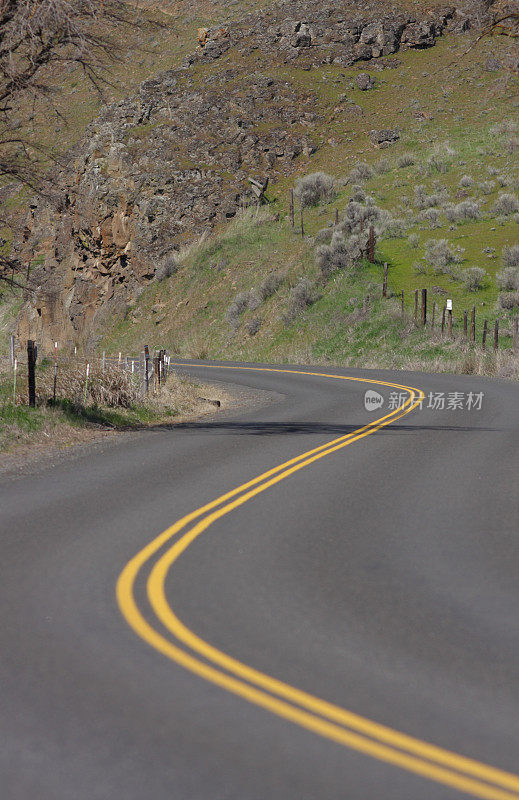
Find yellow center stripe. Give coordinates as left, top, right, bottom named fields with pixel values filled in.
left=117, top=365, right=519, bottom=800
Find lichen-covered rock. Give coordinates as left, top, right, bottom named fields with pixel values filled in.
left=369, top=128, right=400, bottom=147
left=355, top=72, right=375, bottom=90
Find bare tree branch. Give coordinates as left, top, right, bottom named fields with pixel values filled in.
left=0, top=0, right=155, bottom=285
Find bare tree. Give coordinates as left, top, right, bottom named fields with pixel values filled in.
left=0, top=0, right=151, bottom=285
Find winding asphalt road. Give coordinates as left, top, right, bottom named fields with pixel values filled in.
left=1, top=361, right=518, bottom=800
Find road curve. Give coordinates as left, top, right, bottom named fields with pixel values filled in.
left=1, top=361, right=518, bottom=800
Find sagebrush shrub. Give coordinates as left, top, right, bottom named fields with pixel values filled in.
left=316, top=231, right=365, bottom=279
left=498, top=292, right=519, bottom=309
left=496, top=266, right=519, bottom=291
left=414, top=185, right=440, bottom=209
left=493, top=193, right=519, bottom=216
left=502, top=244, right=519, bottom=269
left=478, top=180, right=495, bottom=195
left=461, top=267, right=487, bottom=292
left=425, top=238, right=463, bottom=271
left=459, top=175, right=473, bottom=188
left=384, top=217, right=407, bottom=238
left=155, top=254, right=178, bottom=282
left=247, top=290, right=261, bottom=311
left=398, top=153, right=415, bottom=168
left=348, top=161, right=373, bottom=182
left=294, top=172, right=336, bottom=207
left=443, top=203, right=458, bottom=223
left=283, top=279, right=321, bottom=324
left=408, top=233, right=419, bottom=248
left=455, top=200, right=480, bottom=221
left=375, top=158, right=391, bottom=174
left=422, top=208, right=441, bottom=228
left=226, top=291, right=250, bottom=328
left=258, top=272, right=283, bottom=301
left=246, top=317, right=262, bottom=336
left=350, top=185, right=366, bottom=202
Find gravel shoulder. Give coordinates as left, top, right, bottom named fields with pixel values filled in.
left=0, top=378, right=282, bottom=481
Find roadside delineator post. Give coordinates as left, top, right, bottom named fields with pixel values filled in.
left=12, top=358, right=17, bottom=405
left=448, top=308, right=453, bottom=338
left=84, top=363, right=90, bottom=405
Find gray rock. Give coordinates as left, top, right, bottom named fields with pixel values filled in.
left=369, top=128, right=400, bottom=147
left=355, top=73, right=375, bottom=90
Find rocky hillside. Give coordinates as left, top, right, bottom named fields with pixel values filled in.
left=15, top=0, right=494, bottom=350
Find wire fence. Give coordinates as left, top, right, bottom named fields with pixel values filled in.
left=3, top=338, right=175, bottom=407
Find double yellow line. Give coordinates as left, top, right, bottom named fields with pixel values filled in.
left=116, top=365, right=519, bottom=800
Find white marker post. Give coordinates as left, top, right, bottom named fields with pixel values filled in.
left=53, top=341, right=58, bottom=403
left=84, top=363, right=90, bottom=405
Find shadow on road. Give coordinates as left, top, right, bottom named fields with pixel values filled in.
left=144, top=420, right=501, bottom=436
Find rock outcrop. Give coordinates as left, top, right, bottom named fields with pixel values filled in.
left=16, top=0, right=479, bottom=350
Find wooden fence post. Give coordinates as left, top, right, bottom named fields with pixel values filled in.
left=289, top=189, right=294, bottom=228
left=441, top=305, right=446, bottom=335
left=9, top=334, right=15, bottom=365
left=513, top=318, right=519, bottom=353
left=401, top=290, right=404, bottom=318
left=382, top=262, right=388, bottom=298
left=300, top=208, right=304, bottom=238
left=448, top=309, right=453, bottom=338
left=368, top=225, right=375, bottom=263
left=421, top=288, right=427, bottom=326
left=27, top=339, right=37, bottom=407
left=493, top=319, right=499, bottom=351
left=471, top=306, right=476, bottom=342
left=463, top=310, right=468, bottom=338
left=431, top=300, right=436, bottom=331
left=482, top=318, right=488, bottom=351
left=414, top=290, right=418, bottom=323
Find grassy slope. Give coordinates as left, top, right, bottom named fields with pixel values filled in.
left=99, top=31, right=519, bottom=377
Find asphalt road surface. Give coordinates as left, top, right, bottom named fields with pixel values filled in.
left=1, top=361, right=518, bottom=800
